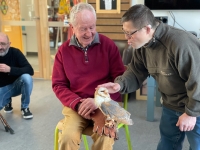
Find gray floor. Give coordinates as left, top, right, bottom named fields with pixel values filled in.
left=0, top=79, right=189, bottom=150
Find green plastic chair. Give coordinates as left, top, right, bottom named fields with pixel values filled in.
left=54, top=93, right=132, bottom=150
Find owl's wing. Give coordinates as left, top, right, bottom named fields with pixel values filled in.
left=100, top=100, right=133, bottom=125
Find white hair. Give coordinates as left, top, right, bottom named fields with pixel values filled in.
left=69, top=2, right=96, bottom=26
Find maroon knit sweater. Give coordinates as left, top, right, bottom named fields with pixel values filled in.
left=52, top=34, right=125, bottom=111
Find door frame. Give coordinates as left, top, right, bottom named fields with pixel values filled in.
left=0, top=0, right=51, bottom=79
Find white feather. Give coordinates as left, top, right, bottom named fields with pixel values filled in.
left=94, top=87, right=111, bottom=107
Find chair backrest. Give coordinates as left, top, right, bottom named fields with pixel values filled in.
left=113, top=40, right=134, bottom=66
left=122, top=46, right=134, bottom=66
left=114, top=40, right=128, bottom=57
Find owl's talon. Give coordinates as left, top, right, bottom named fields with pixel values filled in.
left=105, top=119, right=116, bottom=128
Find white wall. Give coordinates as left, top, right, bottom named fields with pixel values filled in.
left=131, top=0, right=200, bottom=38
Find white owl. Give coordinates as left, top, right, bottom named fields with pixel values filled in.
left=94, top=87, right=133, bottom=126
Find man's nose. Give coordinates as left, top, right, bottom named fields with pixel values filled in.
left=124, top=34, right=131, bottom=40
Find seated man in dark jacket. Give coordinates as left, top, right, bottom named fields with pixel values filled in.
left=0, top=32, right=34, bottom=119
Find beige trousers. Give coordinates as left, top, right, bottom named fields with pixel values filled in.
left=58, top=106, right=114, bottom=150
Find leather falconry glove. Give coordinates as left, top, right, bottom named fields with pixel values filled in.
left=91, top=108, right=118, bottom=140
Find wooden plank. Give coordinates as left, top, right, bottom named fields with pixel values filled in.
left=121, top=0, right=131, bottom=3
left=88, top=0, right=96, bottom=3
left=96, top=11, right=126, bottom=18
left=35, top=0, right=44, bottom=78
left=38, top=0, right=51, bottom=79
left=96, top=26, right=123, bottom=32
left=99, top=33, right=125, bottom=40
left=97, top=18, right=122, bottom=25
left=89, top=3, right=130, bottom=12
left=90, top=3, right=96, bottom=9
left=88, top=0, right=130, bottom=3
left=121, top=4, right=130, bottom=10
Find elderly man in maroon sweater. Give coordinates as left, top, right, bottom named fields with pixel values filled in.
left=52, top=3, right=125, bottom=150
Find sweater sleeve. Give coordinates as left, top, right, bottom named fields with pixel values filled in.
left=115, top=48, right=149, bottom=94
left=174, top=37, right=200, bottom=117
left=9, top=48, right=34, bottom=76
left=52, top=48, right=81, bottom=111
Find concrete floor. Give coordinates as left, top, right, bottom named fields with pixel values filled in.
left=0, top=79, right=189, bottom=150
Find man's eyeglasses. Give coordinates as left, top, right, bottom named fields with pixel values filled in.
left=0, top=42, right=8, bottom=46
left=122, top=26, right=146, bottom=38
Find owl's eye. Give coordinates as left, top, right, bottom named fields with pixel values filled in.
left=103, top=91, right=108, bottom=95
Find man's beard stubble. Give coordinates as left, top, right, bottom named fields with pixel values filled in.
left=0, top=48, right=9, bottom=57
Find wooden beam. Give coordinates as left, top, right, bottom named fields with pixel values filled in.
left=38, top=0, right=51, bottom=79
left=88, top=0, right=130, bottom=3
left=90, top=3, right=130, bottom=11
left=100, top=33, right=125, bottom=40
left=96, top=11, right=126, bottom=18
left=121, top=4, right=130, bottom=10
left=96, top=26, right=123, bottom=32
left=97, top=18, right=122, bottom=25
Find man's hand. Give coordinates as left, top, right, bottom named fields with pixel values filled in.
left=77, top=98, right=97, bottom=119
left=0, top=64, right=10, bottom=73
left=91, top=108, right=118, bottom=140
left=97, top=82, right=120, bottom=94
left=176, top=113, right=196, bottom=131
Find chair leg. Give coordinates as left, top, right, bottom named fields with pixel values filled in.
left=117, top=123, right=132, bottom=150
left=124, top=125, right=132, bottom=150
left=54, top=127, right=59, bottom=150
left=82, top=135, right=90, bottom=150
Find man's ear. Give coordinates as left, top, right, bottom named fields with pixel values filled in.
left=146, top=24, right=152, bottom=34
left=147, top=24, right=152, bottom=28
left=70, top=24, right=75, bottom=34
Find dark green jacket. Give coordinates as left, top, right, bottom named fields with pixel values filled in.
left=115, top=22, right=200, bottom=117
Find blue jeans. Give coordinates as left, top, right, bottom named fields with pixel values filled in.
left=0, top=74, right=33, bottom=110
left=157, top=106, right=200, bottom=150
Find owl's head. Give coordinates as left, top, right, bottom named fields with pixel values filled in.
left=94, top=87, right=111, bottom=107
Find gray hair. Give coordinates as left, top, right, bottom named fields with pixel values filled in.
left=121, top=4, right=157, bottom=29
left=69, top=3, right=96, bottom=26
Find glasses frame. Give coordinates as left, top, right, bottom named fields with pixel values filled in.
left=122, top=26, right=146, bottom=38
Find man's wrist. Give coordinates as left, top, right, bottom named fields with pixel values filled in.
left=75, top=102, right=81, bottom=111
